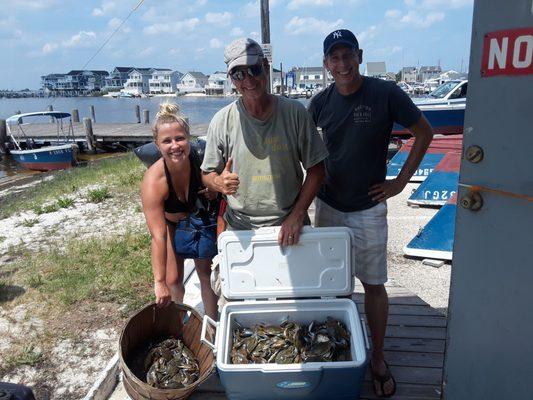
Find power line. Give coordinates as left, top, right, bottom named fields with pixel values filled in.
left=80, top=0, right=146, bottom=71
left=48, top=0, right=146, bottom=101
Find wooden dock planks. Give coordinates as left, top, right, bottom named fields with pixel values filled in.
left=5, top=122, right=209, bottom=144
left=189, top=283, right=446, bottom=399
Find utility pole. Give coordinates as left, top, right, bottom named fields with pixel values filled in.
left=280, top=62, right=284, bottom=96
left=260, top=0, right=272, bottom=93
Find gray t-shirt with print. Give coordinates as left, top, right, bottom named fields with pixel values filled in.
left=201, top=96, right=328, bottom=229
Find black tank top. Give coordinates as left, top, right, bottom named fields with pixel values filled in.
left=163, top=152, right=201, bottom=213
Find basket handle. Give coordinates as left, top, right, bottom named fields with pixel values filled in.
left=201, top=314, right=218, bottom=354
left=361, top=317, right=370, bottom=350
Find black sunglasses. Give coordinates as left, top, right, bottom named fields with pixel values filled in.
left=229, top=64, right=264, bottom=81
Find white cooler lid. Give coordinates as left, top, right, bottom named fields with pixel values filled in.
left=217, top=226, right=354, bottom=300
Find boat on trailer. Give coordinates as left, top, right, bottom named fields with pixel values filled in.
left=6, top=111, right=78, bottom=171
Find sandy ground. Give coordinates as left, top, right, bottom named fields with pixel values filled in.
left=0, top=178, right=146, bottom=399
left=0, top=178, right=451, bottom=399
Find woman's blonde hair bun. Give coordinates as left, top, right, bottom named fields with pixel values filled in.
left=152, top=102, right=189, bottom=139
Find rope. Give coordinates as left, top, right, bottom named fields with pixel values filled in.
left=80, top=0, right=146, bottom=71
left=458, top=183, right=533, bottom=202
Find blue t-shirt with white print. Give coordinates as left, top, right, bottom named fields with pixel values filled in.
left=309, top=76, right=421, bottom=212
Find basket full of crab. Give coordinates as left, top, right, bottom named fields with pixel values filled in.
left=201, top=226, right=369, bottom=400
left=119, top=302, right=215, bottom=400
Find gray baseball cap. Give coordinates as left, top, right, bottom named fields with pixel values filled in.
left=224, top=38, right=264, bottom=72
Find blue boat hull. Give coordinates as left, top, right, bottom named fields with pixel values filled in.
left=408, top=171, right=459, bottom=206
left=393, top=106, right=465, bottom=137
left=10, top=145, right=76, bottom=171
left=403, top=201, right=456, bottom=260
left=387, top=152, right=444, bottom=182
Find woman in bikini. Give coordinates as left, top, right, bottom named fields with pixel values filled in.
left=141, top=103, right=218, bottom=319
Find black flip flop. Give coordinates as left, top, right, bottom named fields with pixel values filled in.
left=370, top=360, right=397, bottom=398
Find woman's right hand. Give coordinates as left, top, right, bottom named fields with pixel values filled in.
left=154, top=281, right=172, bottom=307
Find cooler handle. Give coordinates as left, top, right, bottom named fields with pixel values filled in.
left=201, top=315, right=218, bottom=354
left=361, top=317, right=370, bottom=350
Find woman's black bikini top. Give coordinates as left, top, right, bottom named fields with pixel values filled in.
left=163, top=152, right=201, bottom=214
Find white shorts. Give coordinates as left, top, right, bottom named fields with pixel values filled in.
left=314, top=198, right=388, bottom=285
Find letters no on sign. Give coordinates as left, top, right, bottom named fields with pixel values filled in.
left=481, top=27, right=533, bottom=77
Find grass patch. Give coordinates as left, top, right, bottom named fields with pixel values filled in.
left=0, top=153, right=144, bottom=219
left=56, top=197, right=75, bottom=208
left=87, top=187, right=111, bottom=203
left=3, top=345, right=43, bottom=369
left=19, top=218, right=39, bottom=228
left=0, top=236, right=5, bottom=243
left=18, top=229, right=153, bottom=311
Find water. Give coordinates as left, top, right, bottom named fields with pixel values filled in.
left=0, top=96, right=237, bottom=124
left=0, top=96, right=310, bottom=179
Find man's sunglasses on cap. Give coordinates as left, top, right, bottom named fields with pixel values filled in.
left=229, top=64, right=263, bottom=81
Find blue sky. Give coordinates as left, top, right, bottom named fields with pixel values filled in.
left=1, top=0, right=474, bottom=90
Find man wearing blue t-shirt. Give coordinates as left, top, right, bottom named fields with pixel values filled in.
left=309, top=29, right=433, bottom=398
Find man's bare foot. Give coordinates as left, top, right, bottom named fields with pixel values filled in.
left=370, top=358, right=396, bottom=398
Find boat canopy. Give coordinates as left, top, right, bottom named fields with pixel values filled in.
left=6, top=111, right=71, bottom=123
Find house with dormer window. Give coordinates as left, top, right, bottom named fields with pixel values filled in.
left=177, top=71, right=208, bottom=94
left=123, top=68, right=154, bottom=95
left=149, top=70, right=182, bottom=94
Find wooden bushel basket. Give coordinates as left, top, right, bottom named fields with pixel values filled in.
left=119, top=302, right=215, bottom=400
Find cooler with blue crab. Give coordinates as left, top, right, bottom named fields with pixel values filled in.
left=201, top=226, right=368, bottom=400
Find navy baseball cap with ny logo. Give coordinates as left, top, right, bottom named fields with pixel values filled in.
left=323, top=29, right=359, bottom=56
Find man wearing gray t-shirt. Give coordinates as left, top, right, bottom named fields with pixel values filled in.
left=201, top=38, right=328, bottom=246
left=309, top=29, right=433, bottom=398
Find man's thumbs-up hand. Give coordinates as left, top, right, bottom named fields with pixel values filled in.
left=215, top=157, right=240, bottom=195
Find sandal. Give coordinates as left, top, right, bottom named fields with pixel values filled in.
left=370, top=360, right=397, bottom=398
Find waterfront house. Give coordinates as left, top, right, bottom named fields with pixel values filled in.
left=123, top=68, right=154, bottom=95
left=418, top=66, right=442, bottom=83
left=205, top=72, right=231, bottom=95
left=177, top=71, right=208, bottom=94
left=364, top=62, right=387, bottom=78
left=42, top=70, right=108, bottom=96
left=290, top=66, right=330, bottom=90
left=401, top=67, right=418, bottom=83
left=104, top=67, right=135, bottom=92
left=41, top=73, right=67, bottom=93
left=149, top=70, right=183, bottom=94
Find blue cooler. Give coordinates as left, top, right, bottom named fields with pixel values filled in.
left=201, top=226, right=369, bottom=400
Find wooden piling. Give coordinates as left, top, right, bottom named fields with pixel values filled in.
left=90, top=105, right=96, bottom=123
left=72, top=109, right=80, bottom=123
left=0, top=119, right=7, bottom=154
left=47, top=105, right=54, bottom=122
left=135, top=105, right=141, bottom=123
left=83, top=117, right=96, bottom=153
left=143, top=109, right=149, bottom=124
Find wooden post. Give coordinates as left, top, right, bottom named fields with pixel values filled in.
left=143, top=109, right=149, bottom=124
left=280, top=62, right=284, bottom=97
left=90, top=105, right=96, bottom=123
left=260, top=0, right=272, bottom=94
left=47, top=105, right=54, bottom=122
left=135, top=105, right=141, bottom=123
left=0, top=119, right=6, bottom=154
left=72, top=109, right=80, bottom=123
left=83, top=117, right=96, bottom=153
